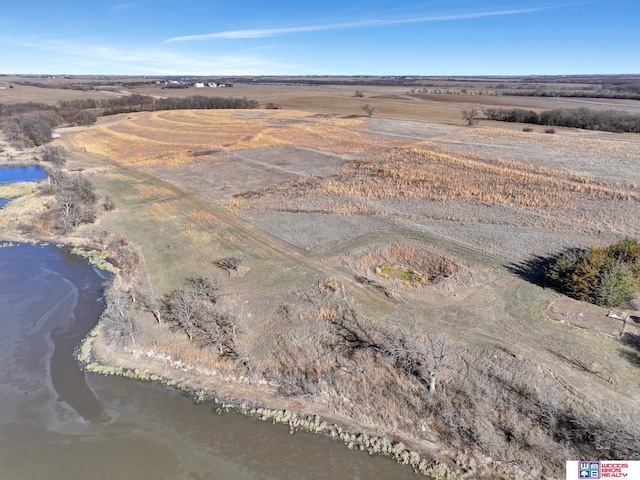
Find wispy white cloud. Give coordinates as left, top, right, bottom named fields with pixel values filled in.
left=3, top=37, right=288, bottom=75
left=165, top=6, right=557, bottom=43
left=111, top=3, right=135, bottom=12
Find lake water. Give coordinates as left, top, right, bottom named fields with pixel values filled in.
left=0, top=165, right=46, bottom=209
left=0, top=243, right=419, bottom=480
left=0, top=165, right=46, bottom=183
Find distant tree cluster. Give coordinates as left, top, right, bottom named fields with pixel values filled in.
left=501, top=87, right=640, bottom=101
left=1, top=94, right=258, bottom=148
left=1, top=103, right=60, bottom=147
left=100, top=95, right=259, bottom=115
left=483, top=107, right=640, bottom=133
left=58, top=94, right=258, bottom=115
left=1, top=101, right=97, bottom=148
left=546, top=237, right=640, bottom=307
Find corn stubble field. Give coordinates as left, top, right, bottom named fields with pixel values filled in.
left=57, top=92, right=640, bottom=479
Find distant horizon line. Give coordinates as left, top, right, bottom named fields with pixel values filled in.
left=2, top=73, right=639, bottom=78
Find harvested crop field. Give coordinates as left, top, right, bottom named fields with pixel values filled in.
left=64, top=108, right=640, bottom=263
left=53, top=103, right=640, bottom=479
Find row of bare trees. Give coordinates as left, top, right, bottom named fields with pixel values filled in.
left=102, top=266, right=242, bottom=362
left=60, top=94, right=259, bottom=116
left=97, top=263, right=640, bottom=478
left=484, top=106, right=640, bottom=133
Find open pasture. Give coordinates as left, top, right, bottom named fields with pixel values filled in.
left=47, top=89, right=640, bottom=477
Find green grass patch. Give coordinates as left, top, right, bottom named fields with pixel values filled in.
left=70, top=246, right=119, bottom=274
left=376, top=264, right=427, bottom=285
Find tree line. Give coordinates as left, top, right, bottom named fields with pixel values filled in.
left=483, top=107, right=640, bottom=133
left=95, top=255, right=640, bottom=478
left=1, top=94, right=259, bottom=148
left=500, top=86, right=640, bottom=101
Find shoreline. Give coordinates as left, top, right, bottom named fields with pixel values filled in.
left=76, top=321, right=455, bottom=479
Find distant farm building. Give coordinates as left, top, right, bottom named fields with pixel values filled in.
left=194, top=83, right=205, bottom=88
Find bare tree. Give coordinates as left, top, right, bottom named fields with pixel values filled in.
left=51, top=189, right=95, bottom=233
left=385, top=329, right=453, bottom=392
left=138, top=285, right=163, bottom=324
left=461, top=108, right=480, bottom=126
left=46, top=172, right=98, bottom=233
left=163, top=275, right=241, bottom=358
left=101, top=287, right=136, bottom=349
left=361, top=104, right=375, bottom=117
left=164, top=283, right=202, bottom=342
left=331, top=309, right=454, bottom=392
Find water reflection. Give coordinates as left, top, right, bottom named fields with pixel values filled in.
left=0, top=244, right=419, bottom=480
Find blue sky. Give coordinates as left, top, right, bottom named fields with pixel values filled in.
left=0, top=1, right=638, bottom=75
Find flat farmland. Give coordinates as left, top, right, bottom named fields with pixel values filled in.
left=61, top=104, right=640, bottom=381
left=64, top=108, right=640, bottom=263
left=0, top=83, right=123, bottom=105
left=47, top=93, right=640, bottom=477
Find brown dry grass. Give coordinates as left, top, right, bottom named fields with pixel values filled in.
left=0, top=186, right=47, bottom=238
left=62, top=110, right=393, bottom=169
left=135, top=184, right=177, bottom=199
left=323, top=146, right=637, bottom=209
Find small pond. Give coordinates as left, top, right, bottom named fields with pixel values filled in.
left=0, top=164, right=46, bottom=183
left=0, top=164, right=46, bottom=209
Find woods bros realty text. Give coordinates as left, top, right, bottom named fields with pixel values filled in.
left=567, top=461, right=640, bottom=478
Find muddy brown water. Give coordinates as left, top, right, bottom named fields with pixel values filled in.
left=0, top=243, right=419, bottom=480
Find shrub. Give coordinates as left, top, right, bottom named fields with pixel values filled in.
left=546, top=238, right=640, bottom=307
left=103, top=195, right=116, bottom=211
left=214, top=256, right=242, bottom=270
left=522, top=127, right=534, bottom=132
left=40, top=145, right=66, bottom=166
left=544, top=128, right=556, bottom=134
